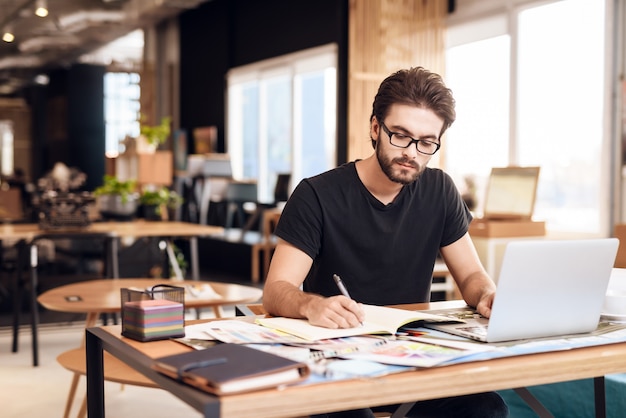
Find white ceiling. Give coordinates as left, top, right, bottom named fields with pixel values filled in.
left=0, top=0, right=209, bottom=95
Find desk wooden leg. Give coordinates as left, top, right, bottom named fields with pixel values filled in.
left=251, top=243, right=261, bottom=284
left=212, top=306, right=224, bottom=318
left=390, top=402, right=415, bottom=417
left=85, top=312, right=100, bottom=329
left=513, top=387, right=554, bottom=418
left=263, top=242, right=273, bottom=283
left=63, top=373, right=81, bottom=418
left=77, top=397, right=87, bottom=418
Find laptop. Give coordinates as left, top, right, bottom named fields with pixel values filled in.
left=424, top=238, right=619, bottom=343
left=480, top=166, right=541, bottom=220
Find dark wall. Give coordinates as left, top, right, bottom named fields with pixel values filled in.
left=26, top=64, right=105, bottom=191
left=23, top=84, right=47, bottom=183
left=24, top=0, right=349, bottom=188
left=179, top=0, right=349, bottom=163
left=179, top=0, right=231, bottom=153
left=66, top=64, right=106, bottom=191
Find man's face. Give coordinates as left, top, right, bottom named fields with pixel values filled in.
left=372, top=104, right=444, bottom=185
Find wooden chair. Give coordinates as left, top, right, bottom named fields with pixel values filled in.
left=250, top=208, right=282, bottom=284
left=238, top=173, right=290, bottom=236
left=431, top=259, right=460, bottom=300
left=614, top=224, right=626, bottom=268
left=246, top=174, right=290, bottom=282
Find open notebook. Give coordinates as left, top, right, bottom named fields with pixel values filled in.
left=256, top=304, right=454, bottom=341
left=424, top=238, right=619, bottom=343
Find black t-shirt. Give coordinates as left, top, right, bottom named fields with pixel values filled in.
left=275, top=162, right=471, bottom=305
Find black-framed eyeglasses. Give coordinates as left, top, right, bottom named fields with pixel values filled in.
left=380, top=121, right=440, bottom=155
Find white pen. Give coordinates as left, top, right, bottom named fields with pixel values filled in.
left=333, top=274, right=352, bottom=299
left=333, top=274, right=363, bottom=326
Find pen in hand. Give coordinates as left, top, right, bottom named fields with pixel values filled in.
left=333, top=274, right=363, bottom=326
left=333, top=274, right=353, bottom=299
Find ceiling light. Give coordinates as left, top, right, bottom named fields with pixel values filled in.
left=2, top=22, right=14, bottom=43
left=34, top=74, right=49, bottom=85
left=2, top=30, right=15, bottom=43
left=35, top=0, right=49, bottom=18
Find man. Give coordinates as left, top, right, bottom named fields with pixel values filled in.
left=263, top=67, right=508, bottom=417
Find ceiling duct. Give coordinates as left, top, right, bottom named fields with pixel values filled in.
left=0, top=0, right=211, bottom=96
left=123, top=0, right=208, bottom=22
left=56, top=10, right=127, bottom=33
left=0, top=55, right=44, bottom=70
left=18, top=35, right=81, bottom=53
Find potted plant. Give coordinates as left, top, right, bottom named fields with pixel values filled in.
left=137, top=116, right=171, bottom=153
left=93, top=175, right=139, bottom=219
left=139, top=186, right=183, bottom=221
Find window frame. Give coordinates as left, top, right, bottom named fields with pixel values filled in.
left=104, top=71, right=141, bottom=157
left=226, top=43, right=338, bottom=202
left=444, top=0, right=616, bottom=237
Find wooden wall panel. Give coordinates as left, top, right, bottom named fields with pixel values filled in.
left=140, top=61, right=157, bottom=126
left=348, top=0, right=447, bottom=161
left=0, top=99, right=31, bottom=180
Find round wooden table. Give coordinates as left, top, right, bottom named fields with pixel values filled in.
left=37, top=278, right=262, bottom=418
left=38, top=278, right=262, bottom=326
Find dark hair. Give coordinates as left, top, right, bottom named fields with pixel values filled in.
left=370, top=67, right=456, bottom=148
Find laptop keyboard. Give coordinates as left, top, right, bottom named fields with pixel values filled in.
left=437, top=308, right=485, bottom=321
left=458, top=325, right=488, bottom=336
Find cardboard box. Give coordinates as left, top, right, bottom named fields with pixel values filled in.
left=469, top=219, right=546, bottom=238
left=138, top=151, right=173, bottom=186
left=115, top=150, right=173, bottom=186
left=0, top=188, right=22, bottom=220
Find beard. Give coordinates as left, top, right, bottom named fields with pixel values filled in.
left=376, top=143, right=425, bottom=185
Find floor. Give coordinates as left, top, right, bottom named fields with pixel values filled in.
left=0, top=260, right=260, bottom=418
left=1, top=320, right=210, bottom=418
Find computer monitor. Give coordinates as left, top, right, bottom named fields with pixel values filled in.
left=187, top=154, right=233, bottom=178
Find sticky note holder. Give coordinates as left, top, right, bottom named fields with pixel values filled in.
left=120, top=284, right=185, bottom=342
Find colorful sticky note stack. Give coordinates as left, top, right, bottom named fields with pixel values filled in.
left=122, top=299, right=185, bottom=341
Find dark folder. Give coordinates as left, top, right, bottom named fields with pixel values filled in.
left=152, top=343, right=310, bottom=395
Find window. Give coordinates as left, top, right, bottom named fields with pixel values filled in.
left=227, top=44, right=337, bottom=203
left=0, top=120, right=13, bottom=176
left=104, top=72, right=141, bottom=156
left=445, top=0, right=608, bottom=235
left=446, top=33, right=510, bottom=194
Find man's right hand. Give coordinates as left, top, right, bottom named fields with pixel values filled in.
left=304, top=295, right=365, bottom=329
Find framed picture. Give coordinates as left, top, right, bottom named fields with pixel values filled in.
left=193, top=126, right=218, bottom=154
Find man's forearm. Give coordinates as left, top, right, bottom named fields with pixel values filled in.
left=262, top=280, right=323, bottom=318
left=459, top=272, right=496, bottom=308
